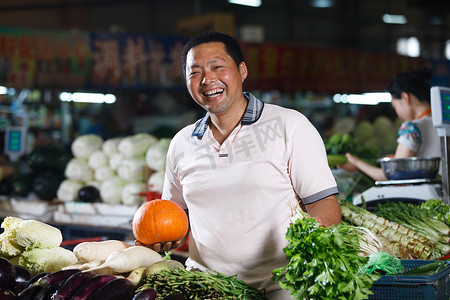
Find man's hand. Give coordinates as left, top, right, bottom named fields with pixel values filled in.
left=312, top=216, right=335, bottom=228
left=134, top=239, right=184, bottom=253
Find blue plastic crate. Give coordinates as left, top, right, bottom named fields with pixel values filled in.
left=369, top=259, right=450, bottom=300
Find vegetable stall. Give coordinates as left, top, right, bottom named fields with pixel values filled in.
left=0, top=197, right=449, bottom=299
left=0, top=133, right=449, bottom=299
left=0, top=133, right=169, bottom=228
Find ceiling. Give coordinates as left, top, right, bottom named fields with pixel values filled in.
left=0, top=0, right=449, bottom=58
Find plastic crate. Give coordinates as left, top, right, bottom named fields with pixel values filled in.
left=369, top=259, right=450, bottom=300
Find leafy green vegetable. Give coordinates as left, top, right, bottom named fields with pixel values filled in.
left=420, top=199, right=450, bottom=226
left=18, top=247, right=78, bottom=275
left=325, top=133, right=377, bottom=163
left=272, top=210, right=379, bottom=300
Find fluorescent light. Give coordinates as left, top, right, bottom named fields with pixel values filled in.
left=446, top=40, right=450, bottom=60
left=396, top=37, right=420, bottom=57
left=228, top=0, right=261, bottom=7
left=382, top=14, right=407, bottom=24
left=310, top=0, right=334, bottom=8
left=59, top=92, right=72, bottom=102
left=333, top=93, right=391, bottom=105
left=59, top=92, right=116, bottom=104
left=0, top=86, right=16, bottom=96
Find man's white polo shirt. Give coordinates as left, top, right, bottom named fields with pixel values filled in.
left=163, top=92, right=338, bottom=293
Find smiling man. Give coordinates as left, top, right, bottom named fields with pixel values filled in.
left=137, top=31, right=341, bottom=299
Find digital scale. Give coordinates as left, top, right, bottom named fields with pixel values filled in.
left=4, top=125, right=27, bottom=162
left=352, top=179, right=442, bottom=207
left=430, top=86, right=450, bottom=204
left=353, top=86, right=450, bottom=206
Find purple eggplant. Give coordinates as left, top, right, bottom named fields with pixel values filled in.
left=0, top=287, right=17, bottom=300
left=84, top=278, right=133, bottom=300
left=0, top=258, right=16, bottom=290
left=34, top=283, right=61, bottom=300
left=27, top=272, right=50, bottom=285
left=12, top=266, right=33, bottom=295
left=12, top=281, right=28, bottom=296
left=19, top=269, right=81, bottom=297
left=69, top=274, right=117, bottom=300
left=51, top=271, right=96, bottom=300
left=132, top=288, right=157, bottom=300
left=34, top=269, right=81, bottom=287
left=34, top=270, right=84, bottom=300
left=13, top=265, right=32, bottom=284
left=17, top=285, right=41, bottom=300
left=17, top=272, right=48, bottom=300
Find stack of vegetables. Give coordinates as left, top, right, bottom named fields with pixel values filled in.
left=325, top=133, right=377, bottom=168
left=374, top=200, right=450, bottom=259
left=272, top=209, right=381, bottom=300
left=56, top=133, right=171, bottom=206
left=0, top=243, right=265, bottom=300
left=0, top=204, right=266, bottom=300
left=0, top=217, right=77, bottom=275
left=352, top=117, right=400, bottom=156
left=272, top=197, right=450, bottom=299
left=340, top=199, right=450, bottom=260
left=9, top=144, right=72, bottom=201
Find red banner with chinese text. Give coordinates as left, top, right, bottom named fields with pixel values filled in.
left=241, top=42, right=427, bottom=93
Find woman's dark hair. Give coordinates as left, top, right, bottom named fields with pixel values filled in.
left=181, top=31, right=245, bottom=78
left=386, top=67, right=432, bottom=103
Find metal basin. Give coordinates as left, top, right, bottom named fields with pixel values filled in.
left=377, top=157, right=441, bottom=180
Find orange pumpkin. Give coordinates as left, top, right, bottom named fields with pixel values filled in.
left=132, top=199, right=189, bottom=245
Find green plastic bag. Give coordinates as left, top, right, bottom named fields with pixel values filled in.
left=361, top=252, right=405, bottom=275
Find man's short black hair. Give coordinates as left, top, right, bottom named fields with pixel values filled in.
left=181, top=31, right=245, bottom=78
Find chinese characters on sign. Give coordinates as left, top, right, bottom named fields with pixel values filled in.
left=88, top=33, right=186, bottom=89
left=0, top=27, right=187, bottom=90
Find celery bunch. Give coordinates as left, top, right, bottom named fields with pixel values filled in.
left=273, top=210, right=379, bottom=300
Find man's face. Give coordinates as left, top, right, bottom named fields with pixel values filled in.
left=184, top=42, right=247, bottom=117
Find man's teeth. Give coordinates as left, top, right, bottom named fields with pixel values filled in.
left=204, top=88, right=224, bottom=97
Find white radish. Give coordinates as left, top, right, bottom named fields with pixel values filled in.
left=73, top=240, right=132, bottom=262
left=80, top=260, right=103, bottom=270
left=82, top=261, right=116, bottom=275
left=84, top=246, right=163, bottom=274
left=62, top=261, right=85, bottom=270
